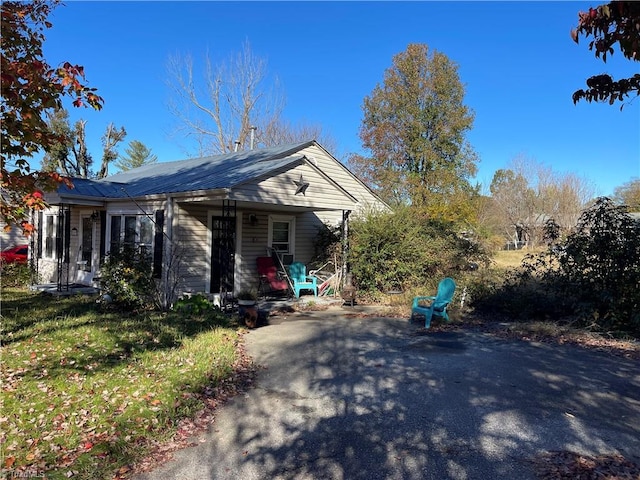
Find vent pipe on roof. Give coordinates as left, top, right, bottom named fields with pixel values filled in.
left=250, top=126, right=257, bottom=150
left=234, top=141, right=240, bottom=152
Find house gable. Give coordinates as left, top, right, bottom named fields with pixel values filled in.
left=231, top=158, right=358, bottom=211
left=297, top=143, right=390, bottom=215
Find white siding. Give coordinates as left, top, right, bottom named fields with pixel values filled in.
left=300, top=144, right=389, bottom=216
left=173, top=203, right=209, bottom=294
left=172, top=203, right=348, bottom=298
left=232, top=163, right=357, bottom=211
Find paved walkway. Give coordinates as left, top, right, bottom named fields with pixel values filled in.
left=134, top=309, right=640, bottom=479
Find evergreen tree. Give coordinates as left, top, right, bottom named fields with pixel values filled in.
left=115, top=140, right=157, bottom=172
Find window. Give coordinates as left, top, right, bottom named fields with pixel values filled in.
left=271, top=221, right=290, bottom=252
left=268, top=216, right=295, bottom=262
left=44, top=215, right=55, bottom=258
left=109, top=214, right=154, bottom=254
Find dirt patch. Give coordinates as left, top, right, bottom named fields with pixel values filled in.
left=530, top=451, right=640, bottom=479
left=471, top=318, right=639, bottom=360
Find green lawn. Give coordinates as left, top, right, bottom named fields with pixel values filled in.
left=1, top=289, right=247, bottom=479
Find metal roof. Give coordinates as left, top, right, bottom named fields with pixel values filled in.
left=58, top=141, right=314, bottom=199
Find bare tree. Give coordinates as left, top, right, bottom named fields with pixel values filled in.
left=42, top=109, right=92, bottom=177
left=261, top=119, right=338, bottom=153
left=488, top=155, right=595, bottom=248
left=74, top=119, right=90, bottom=178
left=43, top=109, right=127, bottom=179
left=166, top=41, right=333, bottom=156
left=97, top=123, right=126, bottom=179
left=537, top=169, right=595, bottom=231
left=489, top=166, right=536, bottom=248
left=613, top=178, right=640, bottom=210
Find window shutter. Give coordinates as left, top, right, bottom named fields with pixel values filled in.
left=99, top=211, right=106, bottom=262
left=152, top=210, right=164, bottom=278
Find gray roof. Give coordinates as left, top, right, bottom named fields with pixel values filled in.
left=58, top=141, right=314, bottom=199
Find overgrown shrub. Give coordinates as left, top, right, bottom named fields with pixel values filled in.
left=99, top=246, right=157, bottom=310
left=312, top=223, right=342, bottom=266
left=473, top=198, right=640, bottom=335
left=348, top=206, right=490, bottom=294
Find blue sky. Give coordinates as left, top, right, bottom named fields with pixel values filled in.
left=41, top=1, right=639, bottom=197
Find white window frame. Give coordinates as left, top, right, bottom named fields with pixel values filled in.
left=43, top=214, right=58, bottom=259
left=106, top=212, right=154, bottom=255
left=268, top=215, right=296, bottom=258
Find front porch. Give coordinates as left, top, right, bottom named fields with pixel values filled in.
left=29, top=283, right=100, bottom=296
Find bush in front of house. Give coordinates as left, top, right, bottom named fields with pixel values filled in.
left=174, top=293, right=215, bottom=315
left=347, top=206, right=490, bottom=296
left=473, top=198, right=640, bottom=335
left=99, top=246, right=156, bottom=310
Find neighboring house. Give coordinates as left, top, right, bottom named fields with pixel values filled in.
left=0, top=220, right=28, bottom=251
left=32, top=140, right=388, bottom=302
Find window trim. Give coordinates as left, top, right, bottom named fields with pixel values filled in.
left=267, top=215, right=295, bottom=256
left=106, top=212, right=155, bottom=255
left=43, top=214, right=57, bottom=259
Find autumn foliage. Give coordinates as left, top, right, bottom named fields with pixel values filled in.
left=1, top=0, right=103, bottom=232
left=571, top=1, right=640, bottom=106
left=349, top=43, right=478, bottom=224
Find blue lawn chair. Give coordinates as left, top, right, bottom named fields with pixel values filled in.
left=288, top=262, right=318, bottom=298
left=411, top=278, right=456, bottom=328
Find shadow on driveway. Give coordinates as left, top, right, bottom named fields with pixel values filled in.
left=134, top=314, right=640, bottom=480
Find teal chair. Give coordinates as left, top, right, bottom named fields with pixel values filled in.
left=411, top=278, right=456, bottom=328
left=288, top=262, right=318, bottom=298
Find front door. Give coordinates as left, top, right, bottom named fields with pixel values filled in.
left=210, top=216, right=236, bottom=295
left=76, top=215, right=95, bottom=285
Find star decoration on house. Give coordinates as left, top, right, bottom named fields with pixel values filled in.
left=294, top=174, right=310, bottom=195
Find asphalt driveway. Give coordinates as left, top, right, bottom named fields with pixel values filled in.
left=134, top=310, right=640, bottom=479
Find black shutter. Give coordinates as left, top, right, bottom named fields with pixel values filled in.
left=99, top=211, right=106, bottom=262
left=152, top=210, right=164, bottom=278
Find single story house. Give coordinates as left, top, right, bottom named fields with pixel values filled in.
left=29, top=140, right=389, bottom=303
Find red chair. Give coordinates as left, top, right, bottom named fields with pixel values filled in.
left=257, top=257, right=290, bottom=298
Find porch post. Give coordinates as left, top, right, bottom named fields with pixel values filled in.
left=341, top=210, right=351, bottom=288
left=162, top=195, right=175, bottom=309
